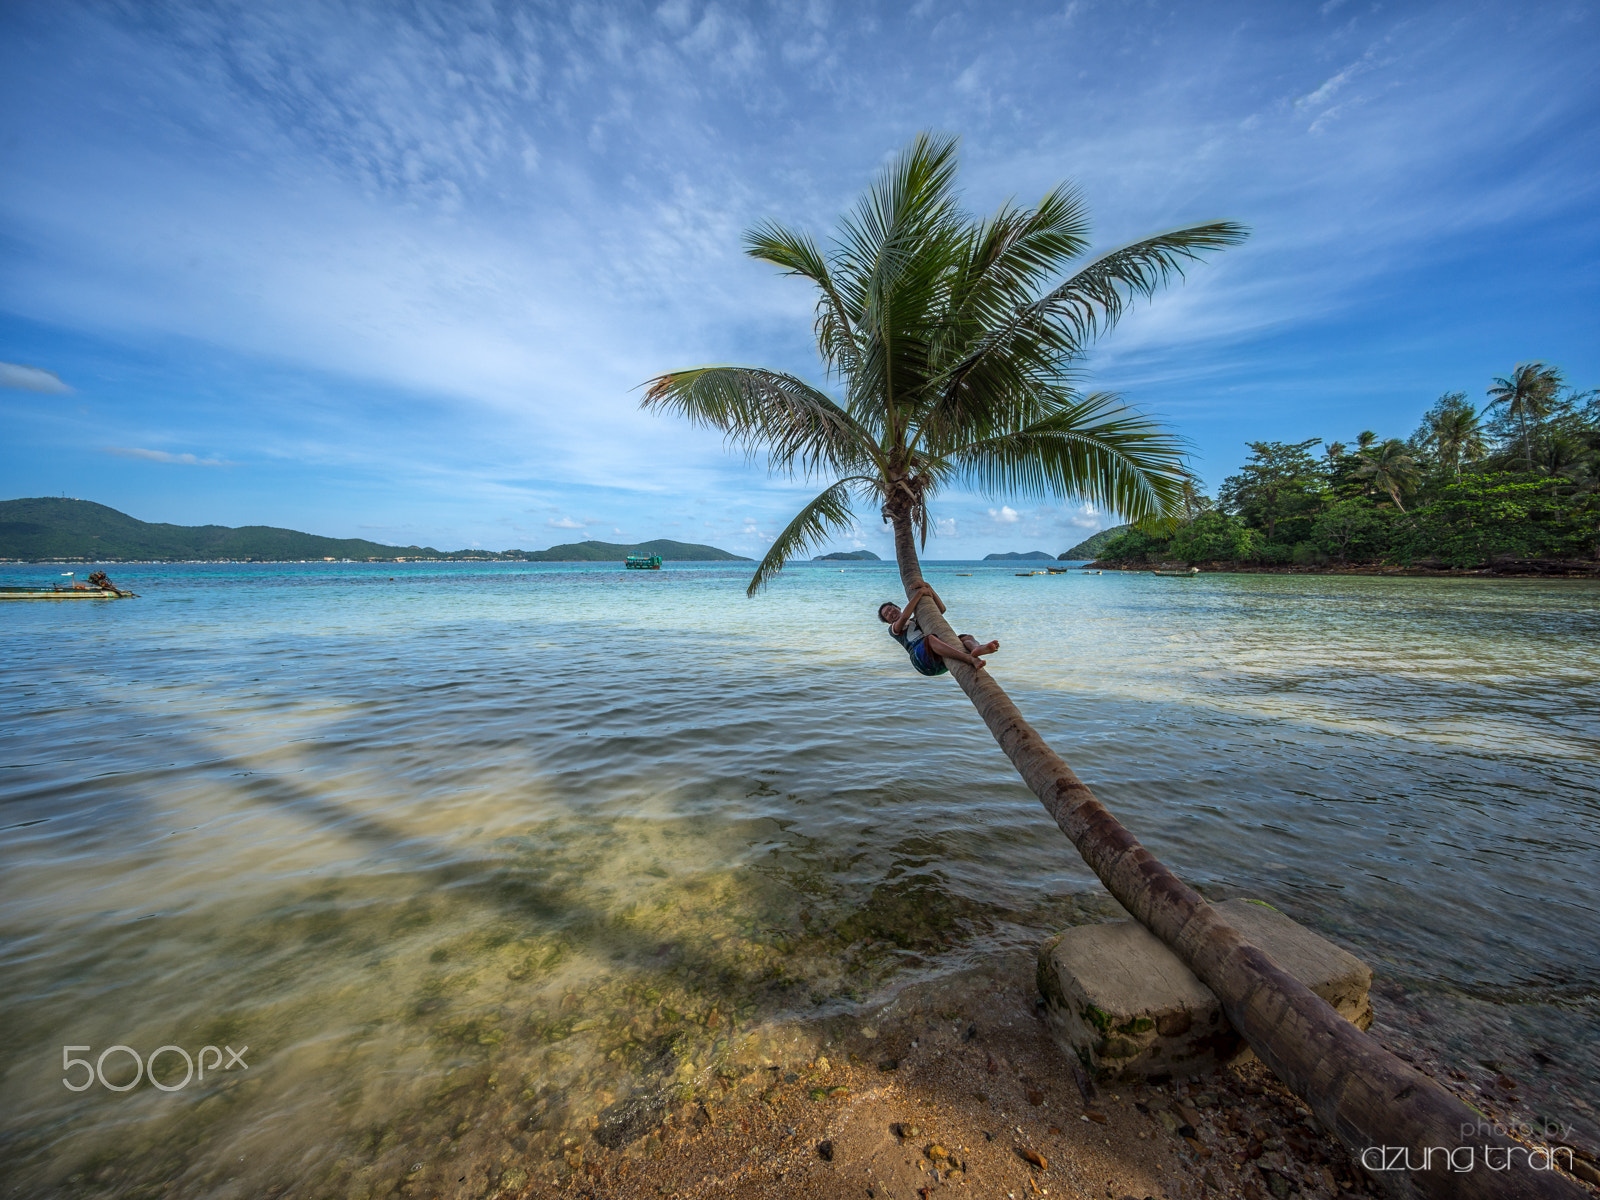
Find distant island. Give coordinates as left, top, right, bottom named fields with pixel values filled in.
left=0, top=499, right=746, bottom=563
left=983, top=550, right=1055, bottom=561
left=1058, top=524, right=1131, bottom=560
left=813, top=550, right=880, bottom=561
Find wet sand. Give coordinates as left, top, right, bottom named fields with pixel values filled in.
left=487, top=953, right=1599, bottom=1200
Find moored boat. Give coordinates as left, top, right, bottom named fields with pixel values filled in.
left=624, top=554, right=663, bottom=570
left=1151, top=568, right=1200, bottom=577
left=0, top=570, right=137, bottom=600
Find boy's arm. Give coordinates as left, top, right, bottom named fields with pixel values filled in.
left=889, top=583, right=933, bottom=634
left=922, top=584, right=947, bottom=614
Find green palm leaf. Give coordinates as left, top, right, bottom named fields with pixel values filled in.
left=743, top=223, right=863, bottom=381
left=640, top=367, right=877, bottom=478
left=746, top=479, right=859, bottom=596
left=931, top=222, right=1249, bottom=427
left=950, top=392, right=1190, bottom=525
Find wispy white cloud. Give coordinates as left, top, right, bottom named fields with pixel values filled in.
left=1296, top=57, right=1370, bottom=110
left=1, top=361, right=72, bottom=392
left=1, top=0, right=1595, bottom=552
left=101, top=446, right=231, bottom=466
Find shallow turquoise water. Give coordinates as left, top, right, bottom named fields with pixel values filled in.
left=1, top=560, right=1597, bottom=1195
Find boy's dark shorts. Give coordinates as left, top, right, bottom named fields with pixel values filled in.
left=908, top=639, right=948, bottom=677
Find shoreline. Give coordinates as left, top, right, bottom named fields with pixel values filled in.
left=1084, top=561, right=1600, bottom=579
left=497, top=954, right=1600, bottom=1199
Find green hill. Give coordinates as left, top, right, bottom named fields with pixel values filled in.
left=0, top=499, right=747, bottom=562
left=983, top=550, right=1055, bottom=561
left=814, top=550, right=880, bottom=561
left=0, top=498, right=454, bottom=561
left=524, top=539, right=748, bottom=562
left=1059, top=524, right=1131, bottom=560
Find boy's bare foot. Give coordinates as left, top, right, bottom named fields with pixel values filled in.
left=968, top=654, right=987, bottom=670
left=959, top=635, right=1000, bottom=656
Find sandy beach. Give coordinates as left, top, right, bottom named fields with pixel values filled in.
left=482, top=952, right=1599, bottom=1200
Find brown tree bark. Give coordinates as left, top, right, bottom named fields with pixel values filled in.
left=889, top=508, right=1580, bottom=1199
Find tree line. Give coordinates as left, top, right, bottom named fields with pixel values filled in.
left=1097, top=362, right=1598, bottom=568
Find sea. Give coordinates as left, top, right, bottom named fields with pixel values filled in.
left=1, top=560, right=1597, bottom=1197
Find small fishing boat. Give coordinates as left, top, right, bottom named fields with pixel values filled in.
left=1, top=571, right=137, bottom=600
left=1151, top=568, right=1200, bottom=577
left=624, top=554, right=663, bottom=571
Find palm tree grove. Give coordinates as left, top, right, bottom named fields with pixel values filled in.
left=1096, top=367, right=1597, bottom=569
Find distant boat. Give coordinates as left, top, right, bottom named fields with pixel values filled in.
left=954, top=573, right=973, bottom=576
left=1151, top=568, right=1200, bottom=577
left=1, top=570, right=136, bottom=600
left=624, top=555, right=662, bottom=571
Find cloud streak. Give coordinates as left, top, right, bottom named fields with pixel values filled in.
left=1, top=0, right=1596, bottom=554
left=1, top=361, right=72, bottom=392
left=102, top=447, right=231, bottom=466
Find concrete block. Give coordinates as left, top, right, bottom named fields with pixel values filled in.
left=1037, top=898, right=1373, bottom=1081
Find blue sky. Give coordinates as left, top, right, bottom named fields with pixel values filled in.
left=2, top=0, right=1596, bottom=558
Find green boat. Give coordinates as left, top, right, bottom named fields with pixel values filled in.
left=624, top=555, right=662, bottom=571
left=0, top=571, right=137, bottom=600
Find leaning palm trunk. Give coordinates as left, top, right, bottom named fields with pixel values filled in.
left=647, top=135, right=1580, bottom=1198
left=888, top=506, right=1577, bottom=1200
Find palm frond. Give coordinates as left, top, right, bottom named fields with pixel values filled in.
left=947, top=392, right=1190, bottom=525
left=953, top=184, right=1094, bottom=317
left=836, top=131, right=963, bottom=282
left=640, top=367, right=878, bottom=478
left=931, top=221, right=1250, bottom=420
left=1034, top=221, right=1250, bottom=342
left=746, top=479, right=858, bottom=596
left=743, top=222, right=863, bottom=380
left=832, top=133, right=968, bottom=440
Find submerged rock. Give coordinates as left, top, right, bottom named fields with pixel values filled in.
left=593, top=1090, right=670, bottom=1150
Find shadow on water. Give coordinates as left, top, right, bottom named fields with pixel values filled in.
left=0, top=667, right=1125, bottom=1198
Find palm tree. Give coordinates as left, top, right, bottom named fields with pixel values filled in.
left=1353, top=438, right=1421, bottom=510
left=1487, top=362, right=1563, bottom=470
left=643, top=136, right=1560, bottom=1197
left=1426, top=401, right=1485, bottom=477
left=647, top=138, right=1203, bottom=596
left=1177, top=475, right=1213, bottom=521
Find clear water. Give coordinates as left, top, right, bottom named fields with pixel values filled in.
left=2, top=561, right=1597, bottom=1196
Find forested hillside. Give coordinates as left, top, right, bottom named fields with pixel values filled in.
left=1094, top=364, right=1598, bottom=570
left=0, top=500, right=746, bottom=562
left=0, top=499, right=448, bottom=561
